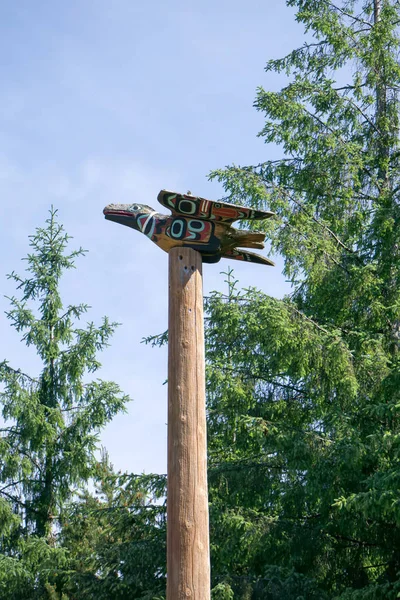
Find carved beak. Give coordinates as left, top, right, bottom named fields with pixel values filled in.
left=103, top=205, right=138, bottom=229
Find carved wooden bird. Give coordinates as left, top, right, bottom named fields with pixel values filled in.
left=103, top=190, right=275, bottom=266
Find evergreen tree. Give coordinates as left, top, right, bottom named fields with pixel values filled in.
left=205, top=0, right=400, bottom=598
left=0, top=208, right=129, bottom=542
left=60, top=452, right=166, bottom=600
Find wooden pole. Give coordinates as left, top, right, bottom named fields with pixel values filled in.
left=167, top=246, right=210, bottom=600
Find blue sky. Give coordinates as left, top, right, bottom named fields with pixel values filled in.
left=1, top=1, right=305, bottom=475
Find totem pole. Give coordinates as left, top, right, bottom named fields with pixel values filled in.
left=104, top=190, right=274, bottom=600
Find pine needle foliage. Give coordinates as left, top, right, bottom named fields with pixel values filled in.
left=0, top=208, right=130, bottom=543
left=60, top=451, right=166, bottom=600
left=206, top=1, right=400, bottom=598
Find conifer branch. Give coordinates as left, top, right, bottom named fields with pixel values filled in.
left=341, top=95, right=381, bottom=135
left=328, top=2, right=373, bottom=27
left=278, top=186, right=362, bottom=260
left=328, top=532, right=386, bottom=549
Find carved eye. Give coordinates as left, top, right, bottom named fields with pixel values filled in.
left=132, top=205, right=139, bottom=210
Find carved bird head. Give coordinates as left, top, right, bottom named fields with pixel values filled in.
left=103, top=203, right=157, bottom=232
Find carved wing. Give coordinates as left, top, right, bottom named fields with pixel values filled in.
left=222, top=248, right=275, bottom=266
left=157, top=190, right=274, bottom=223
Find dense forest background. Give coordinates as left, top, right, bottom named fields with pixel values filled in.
left=1, top=0, right=400, bottom=598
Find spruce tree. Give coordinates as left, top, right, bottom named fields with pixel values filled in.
left=0, top=208, right=129, bottom=540
left=206, top=1, right=400, bottom=598
left=60, top=452, right=166, bottom=600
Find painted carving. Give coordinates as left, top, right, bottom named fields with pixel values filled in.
left=103, top=190, right=275, bottom=266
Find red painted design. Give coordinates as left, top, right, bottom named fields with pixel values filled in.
left=212, top=206, right=243, bottom=220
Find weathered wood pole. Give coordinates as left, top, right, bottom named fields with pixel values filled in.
left=167, top=246, right=210, bottom=600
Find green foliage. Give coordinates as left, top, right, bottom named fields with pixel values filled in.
left=0, top=209, right=130, bottom=537
left=0, top=537, right=69, bottom=600
left=211, top=582, right=234, bottom=600
left=0, top=209, right=129, bottom=597
left=205, top=278, right=400, bottom=598
left=205, top=1, right=400, bottom=598
left=60, top=451, right=166, bottom=600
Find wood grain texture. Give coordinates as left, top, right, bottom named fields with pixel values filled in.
left=167, top=247, right=210, bottom=600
